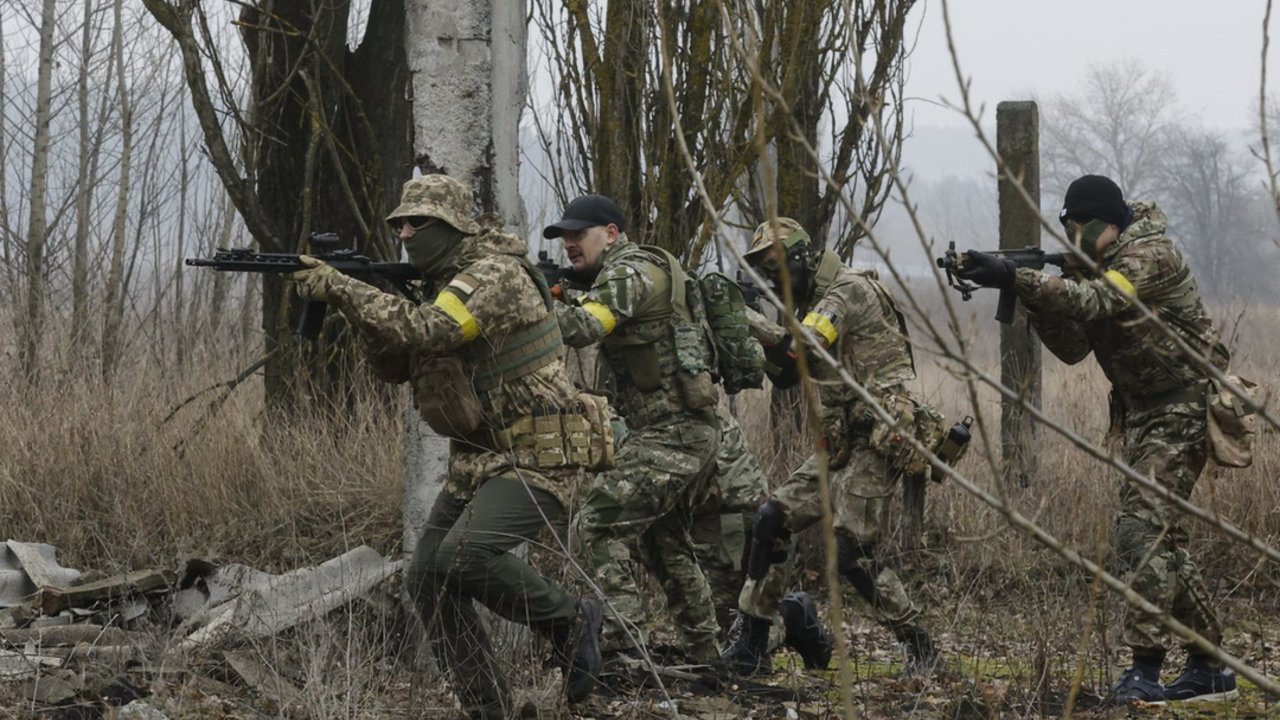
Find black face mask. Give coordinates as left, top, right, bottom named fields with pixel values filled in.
left=760, top=247, right=813, bottom=306
left=784, top=247, right=813, bottom=305
left=403, top=222, right=466, bottom=275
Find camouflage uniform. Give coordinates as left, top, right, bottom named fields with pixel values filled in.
left=557, top=237, right=723, bottom=662
left=1013, top=201, right=1228, bottom=658
left=294, top=176, right=594, bottom=719
left=685, top=402, right=771, bottom=639
left=738, top=247, right=928, bottom=639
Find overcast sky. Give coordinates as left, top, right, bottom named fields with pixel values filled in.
left=899, top=0, right=1280, bottom=176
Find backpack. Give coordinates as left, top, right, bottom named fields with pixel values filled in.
left=642, top=246, right=765, bottom=395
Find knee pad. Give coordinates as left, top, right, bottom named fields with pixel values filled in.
left=835, top=535, right=881, bottom=605
left=746, top=501, right=791, bottom=580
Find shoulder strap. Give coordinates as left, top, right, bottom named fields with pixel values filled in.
left=638, top=245, right=692, bottom=322
left=514, top=254, right=555, bottom=310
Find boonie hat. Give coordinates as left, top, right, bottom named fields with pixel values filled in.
left=386, top=175, right=481, bottom=234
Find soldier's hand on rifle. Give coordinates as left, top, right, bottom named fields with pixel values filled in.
left=763, top=334, right=801, bottom=390
left=956, top=251, right=1016, bottom=289
left=289, top=254, right=341, bottom=301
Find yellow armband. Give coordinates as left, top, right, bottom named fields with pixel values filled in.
left=581, top=301, right=618, bottom=334
left=433, top=291, right=481, bottom=341
left=1104, top=270, right=1136, bottom=298
left=802, top=311, right=838, bottom=346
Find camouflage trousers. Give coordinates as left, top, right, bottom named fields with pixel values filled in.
left=405, top=474, right=577, bottom=720
left=691, top=406, right=769, bottom=635
left=579, top=414, right=722, bottom=662
left=1113, top=401, right=1222, bottom=657
left=739, top=438, right=921, bottom=632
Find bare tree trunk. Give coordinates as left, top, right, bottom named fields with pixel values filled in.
left=101, top=0, right=133, bottom=379
left=19, top=0, right=59, bottom=386
left=0, top=4, right=11, bottom=301
left=403, top=0, right=526, bottom=549
left=72, top=0, right=101, bottom=356
left=174, top=117, right=191, bottom=368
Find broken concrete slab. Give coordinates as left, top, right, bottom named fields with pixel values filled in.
left=22, top=668, right=82, bottom=705
left=0, top=542, right=81, bottom=608
left=0, top=648, right=64, bottom=679
left=1, top=624, right=134, bottom=647
left=223, top=650, right=301, bottom=712
left=37, top=569, right=175, bottom=616
left=179, top=545, right=400, bottom=649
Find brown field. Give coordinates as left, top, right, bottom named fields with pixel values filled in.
left=0, top=299, right=1277, bottom=718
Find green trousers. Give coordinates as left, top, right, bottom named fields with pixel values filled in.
left=405, top=474, right=577, bottom=720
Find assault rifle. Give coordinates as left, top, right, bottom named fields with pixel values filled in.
left=935, top=241, right=1069, bottom=324
left=186, top=232, right=420, bottom=339
left=736, top=269, right=766, bottom=312
left=536, top=250, right=593, bottom=292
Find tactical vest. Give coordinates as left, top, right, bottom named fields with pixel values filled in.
left=413, top=252, right=566, bottom=440
left=599, top=245, right=715, bottom=428
left=463, top=255, right=566, bottom=405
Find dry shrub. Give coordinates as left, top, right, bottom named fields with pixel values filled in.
left=0, top=343, right=405, bottom=573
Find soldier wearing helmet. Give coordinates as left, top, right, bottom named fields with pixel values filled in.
left=721, top=216, right=947, bottom=677
left=290, top=174, right=604, bottom=718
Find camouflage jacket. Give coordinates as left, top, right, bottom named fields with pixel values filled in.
left=556, top=238, right=714, bottom=429
left=321, top=228, right=582, bottom=505
left=1013, top=201, right=1228, bottom=403
left=798, top=250, right=917, bottom=415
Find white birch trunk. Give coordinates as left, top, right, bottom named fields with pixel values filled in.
left=401, top=0, right=528, bottom=553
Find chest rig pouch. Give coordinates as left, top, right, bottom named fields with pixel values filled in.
left=416, top=256, right=566, bottom=441
left=603, top=248, right=717, bottom=412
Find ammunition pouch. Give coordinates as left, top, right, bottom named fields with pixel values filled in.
left=1206, top=375, right=1259, bottom=468
left=414, top=356, right=483, bottom=439
left=463, top=397, right=616, bottom=472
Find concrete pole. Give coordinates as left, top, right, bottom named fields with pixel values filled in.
left=996, top=101, right=1042, bottom=488
left=402, top=0, right=528, bottom=553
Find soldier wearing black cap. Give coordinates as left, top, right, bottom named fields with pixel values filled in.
left=547, top=194, right=726, bottom=665
left=957, top=175, right=1239, bottom=705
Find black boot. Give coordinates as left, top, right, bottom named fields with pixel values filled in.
left=718, top=613, right=773, bottom=676
left=894, top=624, right=941, bottom=677
left=780, top=592, right=833, bottom=670
left=1163, top=654, right=1238, bottom=703
left=1109, top=661, right=1164, bottom=705
left=552, top=598, right=603, bottom=703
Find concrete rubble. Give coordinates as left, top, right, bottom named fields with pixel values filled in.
left=0, top=539, right=403, bottom=717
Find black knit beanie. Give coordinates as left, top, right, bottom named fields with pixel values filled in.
left=1060, top=175, right=1129, bottom=228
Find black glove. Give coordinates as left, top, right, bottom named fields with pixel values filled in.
left=956, top=251, right=1016, bottom=289
left=763, top=334, right=800, bottom=389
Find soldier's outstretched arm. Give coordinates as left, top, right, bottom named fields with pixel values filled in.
left=555, top=263, right=652, bottom=347
left=1011, top=247, right=1159, bottom=322
left=318, top=258, right=523, bottom=356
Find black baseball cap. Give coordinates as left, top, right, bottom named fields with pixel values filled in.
left=542, top=194, right=627, bottom=239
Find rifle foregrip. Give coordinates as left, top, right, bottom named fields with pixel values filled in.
left=994, top=288, right=1016, bottom=324
left=297, top=300, right=327, bottom=340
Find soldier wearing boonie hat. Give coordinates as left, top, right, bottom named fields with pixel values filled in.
left=289, top=174, right=604, bottom=718
left=725, top=216, right=946, bottom=678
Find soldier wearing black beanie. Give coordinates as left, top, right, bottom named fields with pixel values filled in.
left=1059, top=174, right=1132, bottom=230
